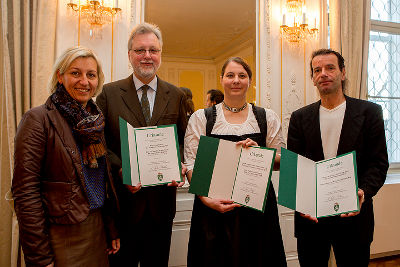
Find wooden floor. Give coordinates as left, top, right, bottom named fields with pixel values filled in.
left=369, top=255, right=400, bottom=267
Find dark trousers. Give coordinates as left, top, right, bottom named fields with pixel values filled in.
left=296, top=220, right=371, bottom=267
left=109, top=213, right=173, bottom=267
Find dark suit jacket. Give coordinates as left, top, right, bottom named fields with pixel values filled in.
left=96, top=74, right=188, bottom=224
left=287, top=95, right=389, bottom=242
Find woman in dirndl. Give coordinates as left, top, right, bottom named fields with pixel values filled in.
left=184, top=56, right=287, bottom=267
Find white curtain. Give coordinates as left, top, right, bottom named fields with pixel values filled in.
left=329, top=0, right=371, bottom=99
left=1, top=1, right=58, bottom=266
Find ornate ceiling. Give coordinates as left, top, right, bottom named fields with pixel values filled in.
left=145, top=0, right=256, bottom=60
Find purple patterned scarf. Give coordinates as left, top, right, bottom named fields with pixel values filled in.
left=51, top=83, right=106, bottom=168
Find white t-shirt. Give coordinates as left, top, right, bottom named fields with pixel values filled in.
left=319, top=101, right=346, bottom=159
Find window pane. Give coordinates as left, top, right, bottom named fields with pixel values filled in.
left=368, top=98, right=400, bottom=163
left=371, top=0, right=400, bottom=23
left=368, top=32, right=400, bottom=98
left=368, top=31, right=400, bottom=163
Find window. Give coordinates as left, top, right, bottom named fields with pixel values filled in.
left=368, top=0, right=400, bottom=164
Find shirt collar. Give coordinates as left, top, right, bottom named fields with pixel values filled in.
left=133, top=74, right=158, bottom=92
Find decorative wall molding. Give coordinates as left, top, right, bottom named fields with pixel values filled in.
left=130, top=0, right=136, bottom=23
left=208, top=70, right=216, bottom=86
left=264, top=91, right=272, bottom=109
left=162, top=56, right=215, bottom=64
left=168, top=68, right=177, bottom=85
left=263, top=0, right=272, bottom=108
left=282, top=71, right=303, bottom=137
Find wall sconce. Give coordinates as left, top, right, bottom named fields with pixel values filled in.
left=280, top=0, right=318, bottom=45
left=67, top=0, right=121, bottom=39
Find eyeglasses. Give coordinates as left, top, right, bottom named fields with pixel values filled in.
left=132, top=49, right=161, bottom=55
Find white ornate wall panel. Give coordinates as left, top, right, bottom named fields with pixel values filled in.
left=258, top=1, right=327, bottom=266
left=258, top=0, right=325, bottom=136
left=169, top=188, right=194, bottom=267
left=257, top=0, right=274, bottom=110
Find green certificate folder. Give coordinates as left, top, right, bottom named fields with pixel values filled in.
left=189, top=135, right=276, bottom=212
left=278, top=148, right=359, bottom=218
left=119, top=117, right=182, bottom=186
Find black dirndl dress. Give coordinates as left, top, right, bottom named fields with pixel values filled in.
left=187, top=105, right=287, bottom=267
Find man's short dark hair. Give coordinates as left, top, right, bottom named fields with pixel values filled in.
left=207, top=89, right=224, bottom=104
left=310, top=48, right=347, bottom=91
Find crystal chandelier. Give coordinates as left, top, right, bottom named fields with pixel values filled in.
left=67, top=0, right=121, bottom=38
left=280, top=0, right=318, bottom=45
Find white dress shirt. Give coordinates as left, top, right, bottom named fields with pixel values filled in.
left=132, top=75, right=158, bottom=116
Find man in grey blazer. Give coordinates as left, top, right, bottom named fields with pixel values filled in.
left=287, top=49, right=388, bottom=267
left=97, top=22, right=188, bottom=267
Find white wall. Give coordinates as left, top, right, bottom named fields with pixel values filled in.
left=56, top=0, right=140, bottom=83
left=370, top=176, right=400, bottom=258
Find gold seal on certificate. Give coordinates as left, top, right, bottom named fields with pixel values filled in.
left=119, top=117, right=182, bottom=186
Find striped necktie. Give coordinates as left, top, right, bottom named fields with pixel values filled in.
left=140, top=85, right=151, bottom=125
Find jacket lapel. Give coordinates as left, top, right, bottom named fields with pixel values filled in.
left=119, top=75, right=147, bottom=127
left=150, top=78, right=169, bottom=125
left=305, top=101, right=325, bottom=160
left=45, top=99, right=87, bottom=191
left=46, top=99, right=74, bottom=150
left=337, top=96, right=364, bottom=155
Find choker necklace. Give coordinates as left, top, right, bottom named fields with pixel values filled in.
left=222, top=101, right=247, bottom=113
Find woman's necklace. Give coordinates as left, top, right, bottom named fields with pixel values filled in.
left=222, top=101, right=247, bottom=113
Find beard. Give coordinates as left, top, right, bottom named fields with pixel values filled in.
left=132, top=60, right=161, bottom=80
left=134, top=66, right=155, bottom=79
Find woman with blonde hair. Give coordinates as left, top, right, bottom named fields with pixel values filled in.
left=12, top=46, right=120, bottom=267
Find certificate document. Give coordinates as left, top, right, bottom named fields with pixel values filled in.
left=278, top=148, right=359, bottom=218
left=119, top=117, right=182, bottom=186
left=189, top=135, right=276, bottom=212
